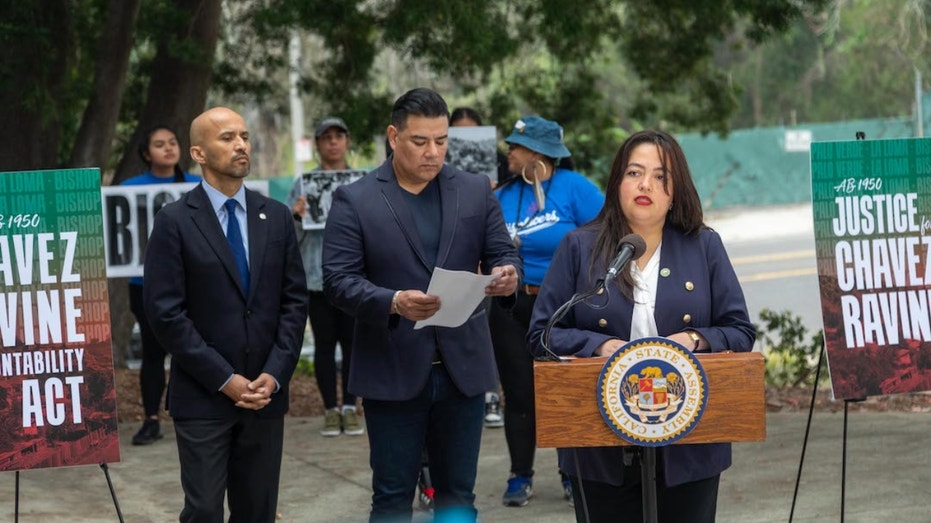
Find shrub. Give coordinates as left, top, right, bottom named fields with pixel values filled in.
left=756, top=308, right=828, bottom=389
left=295, top=355, right=315, bottom=378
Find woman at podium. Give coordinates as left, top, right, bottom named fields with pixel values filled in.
left=527, top=130, right=755, bottom=523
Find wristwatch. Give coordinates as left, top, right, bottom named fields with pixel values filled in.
left=685, top=330, right=700, bottom=351
left=391, top=290, right=402, bottom=315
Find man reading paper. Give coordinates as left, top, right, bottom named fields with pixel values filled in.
left=322, top=88, right=521, bottom=522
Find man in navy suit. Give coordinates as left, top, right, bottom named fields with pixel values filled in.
left=144, top=107, right=307, bottom=522
left=323, top=88, right=521, bottom=522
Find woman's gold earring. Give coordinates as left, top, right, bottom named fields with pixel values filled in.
left=521, top=163, right=534, bottom=184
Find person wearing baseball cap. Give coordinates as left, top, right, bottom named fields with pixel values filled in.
left=287, top=116, right=363, bottom=438
left=492, top=115, right=605, bottom=507
left=313, top=117, right=350, bottom=170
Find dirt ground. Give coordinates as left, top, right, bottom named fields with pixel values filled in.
left=114, top=367, right=931, bottom=425
left=114, top=367, right=325, bottom=424
left=764, top=385, right=931, bottom=413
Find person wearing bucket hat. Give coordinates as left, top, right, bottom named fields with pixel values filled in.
left=491, top=115, right=605, bottom=507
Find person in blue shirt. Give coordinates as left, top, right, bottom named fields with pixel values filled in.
left=121, top=125, right=201, bottom=445
left=492, top=115, right=605, bottom=507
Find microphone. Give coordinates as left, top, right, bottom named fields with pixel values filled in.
left=537, top=233, right=647, bottom=362
left=603, top=233, right=647, bottom=286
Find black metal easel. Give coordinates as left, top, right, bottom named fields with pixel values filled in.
left=790, top=130, right=869, bottom=522
left=787, top=337, right=864, bottom=523
left=13, top=463, right=125, bottom=522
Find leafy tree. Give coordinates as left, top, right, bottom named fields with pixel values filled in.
left=1, top=0, right=834, bottom=173
left=238, top=0, right=829, bottom=164
left=0, top=0, right=832, bottom=363
left=111, top=0, right=222, bottom=184
left=726, top=0, right=931, bottom=128
left=0, top=1, right=90, bottom=170
left=69, top=0, right=142, bottom=172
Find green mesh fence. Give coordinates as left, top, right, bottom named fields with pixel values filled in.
left=677, top=117, right=917, bottom=210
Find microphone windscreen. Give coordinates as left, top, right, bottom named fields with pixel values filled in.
left=621, top=233, right=647, bottom=259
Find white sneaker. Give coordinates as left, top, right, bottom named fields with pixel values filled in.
left=484, top=393, right=504, bottom=428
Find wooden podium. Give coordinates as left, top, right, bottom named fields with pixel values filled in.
left=535, top=352, right=766, bottom=448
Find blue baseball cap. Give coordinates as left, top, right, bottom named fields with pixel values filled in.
left=504, top=115, right=571, bottom=159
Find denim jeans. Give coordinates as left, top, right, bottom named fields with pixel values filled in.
left=364, top=363, right=484, bottom=522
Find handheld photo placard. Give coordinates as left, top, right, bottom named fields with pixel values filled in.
left=597, top=337, right=709, bottom=446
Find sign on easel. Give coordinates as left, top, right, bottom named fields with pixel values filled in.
left=811, top=137, right=931, bottom=399
left=0, top=169, right=120, bottom=471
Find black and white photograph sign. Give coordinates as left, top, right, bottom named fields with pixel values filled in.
left=447, top=126, right=499, bottom=182
left=300, top=169, right=366, bottom=230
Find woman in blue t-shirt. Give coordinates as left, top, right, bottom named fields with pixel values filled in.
left=121, top=125, right=201, bottom=446
left=492, top=116, right=605, bottom=507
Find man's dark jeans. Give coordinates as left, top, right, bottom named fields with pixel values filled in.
left=364, top=363, right=484, bottom=522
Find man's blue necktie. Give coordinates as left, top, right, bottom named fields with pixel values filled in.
left=224, top=199, right=250, bottom=293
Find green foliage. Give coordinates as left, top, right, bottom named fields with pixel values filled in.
left=295, top=355, right=315, bottom=378
left=756, top=308, right=827, bottom=389
left=0, top=0, right=864, bottom=173
left=728, top=1, right=925, bottom=128
left=231, top=0, right=828, bottom=167
left=379, top=0, right=516, bottom=79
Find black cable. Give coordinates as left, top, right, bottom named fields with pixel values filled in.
left=538, top=280, right=608, bottom=361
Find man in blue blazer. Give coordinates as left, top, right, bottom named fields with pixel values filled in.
left=144, top=107, right=307, bottom=522
left=323, top=88, right=521, bottom=522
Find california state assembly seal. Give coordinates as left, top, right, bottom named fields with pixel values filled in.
left=596, top=337, right=709, bottom=447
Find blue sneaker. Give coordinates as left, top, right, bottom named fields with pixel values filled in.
left=502, top=476, right=533, bottom=507
left=562, top=477, right=574, bottom=507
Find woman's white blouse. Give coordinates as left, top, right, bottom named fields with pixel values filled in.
left=629, top=245, right=661, bottom=340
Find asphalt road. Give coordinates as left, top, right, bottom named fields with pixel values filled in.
left=708, top=204, right=823, bottom=335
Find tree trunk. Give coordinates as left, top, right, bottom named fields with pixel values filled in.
left=69, top=0, right=142, bottom=174
left=0, top=1, right=74, bottom=171
left=111, top=0, right=223, bottom=185
left=108, top=0, right=223, bottom=368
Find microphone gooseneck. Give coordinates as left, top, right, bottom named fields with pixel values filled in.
left=537, top=233, right=647, bottom=361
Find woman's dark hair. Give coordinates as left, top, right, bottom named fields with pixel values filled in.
left=391, top=88, right=449, bottom=130
left=137, top=124, right=185, bottom=182
left=449, top=107, right=483, bottom=126
left=588, top=130, right=705, bottom=297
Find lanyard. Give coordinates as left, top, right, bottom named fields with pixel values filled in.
left=512, top=173, right=555, bottom=249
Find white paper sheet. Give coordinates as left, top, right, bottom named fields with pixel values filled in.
left=413, top=267, right=501, bottom=329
